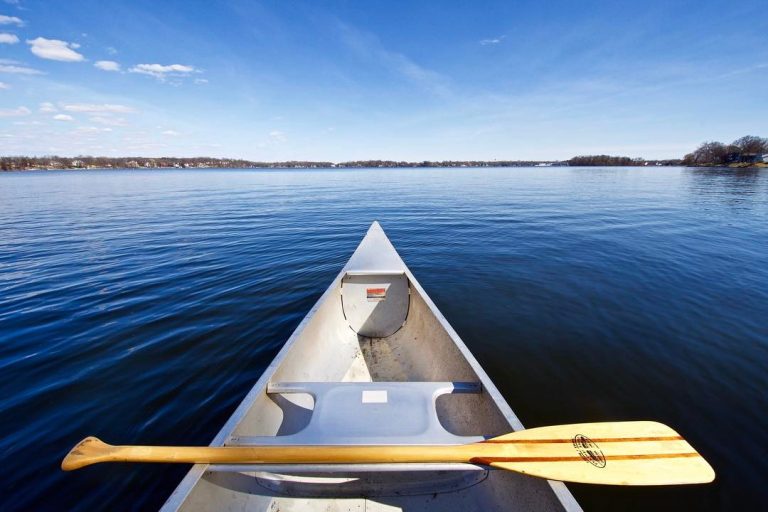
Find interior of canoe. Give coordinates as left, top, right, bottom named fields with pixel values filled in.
left=230, top=275, right=514, bottom=443
left=166, top=273, right=578, bottom=510
left=164, top=224, right=579, bottom=511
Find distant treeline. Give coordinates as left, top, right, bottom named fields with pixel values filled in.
left=335, top=160, right=550, bottom=167
left=568, top=155, right=634, bottom=166
left=566, top=155, right=681, bottom=166
left=0, top=156, right=301, bottom=171
left=0, top=156, right=559, bottom=171
left=0, top=156, right=679, bottom=171
left=682, top=135, right=768, bottom=166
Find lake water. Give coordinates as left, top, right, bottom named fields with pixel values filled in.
left=1, top=167, right=766, bottom=511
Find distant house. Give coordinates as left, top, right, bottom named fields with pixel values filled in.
left=728, top=152, right=763, bottom=164
left=761, top=154, right=768, bottom=163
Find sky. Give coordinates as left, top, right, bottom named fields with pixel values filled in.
left=0, top=0, right=766, bottom=161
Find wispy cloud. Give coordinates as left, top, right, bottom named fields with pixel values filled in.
left=162, top=129, right=179, bottom=136
left=53, top=113, right=74, bottom=121
left=0, top=105, right=30, bottom=117
left=0, top=14, right=23, bottom=26
left=94, top=60, right=120, bottom=71
left=90, top=115, right=126, bottom=126
left=129, top=63, right=197, bottom=80
left=27, top=37, right=85, bottom=62
left=76, top=126, right=112, bottom=133
left=0, top=62, right=43, bottom=74
left=0, top=81, right=9, bottom=89
left=269, top=130, right=286, bottom=143
left=336, top=22, right=451, bottom=98
left=63, top=103, right=135, bottom=113
left=0, top=32, right=18, bottom=44
left=39, top=101, right=57, bottom=112
left=712, top=62, right=768, bottom=80
left=480, top=35, right=505, bottom=46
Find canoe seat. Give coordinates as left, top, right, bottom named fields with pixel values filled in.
left=341, top=271, right=410, bottom=338
left=229, top=381, right=484, bottom=446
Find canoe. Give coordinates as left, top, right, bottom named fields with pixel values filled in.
left=161, top=221, right=581, bottom=511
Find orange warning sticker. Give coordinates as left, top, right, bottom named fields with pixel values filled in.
left=366, top=287, right=387, bottom=301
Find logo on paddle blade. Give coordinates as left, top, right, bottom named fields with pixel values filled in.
left=572, top=434, right=606, bottom=468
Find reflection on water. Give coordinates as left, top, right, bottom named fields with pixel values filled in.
left=0, top=167, right=766, bottom=511
left=685, top=167, right=767, bottom=208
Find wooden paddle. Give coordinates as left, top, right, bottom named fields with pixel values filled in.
left=61, top=421, right=714, bottom=485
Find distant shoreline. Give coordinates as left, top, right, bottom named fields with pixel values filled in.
left=2, top=156, right=766, bottom=172
left=4, top=164, right=767, bottom=172
left=0, top=156, right=685, bottom=172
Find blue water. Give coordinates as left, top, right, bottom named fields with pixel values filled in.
left=1, top=167, right=766, bottom=511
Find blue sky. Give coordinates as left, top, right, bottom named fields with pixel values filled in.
left=1, top=0, right=766, bottom=160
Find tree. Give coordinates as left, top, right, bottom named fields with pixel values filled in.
left=684, top=141, right=729, bottom=165
left=732, top=135, right=768, bottom=155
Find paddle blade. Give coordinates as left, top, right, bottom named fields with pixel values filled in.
left=62, top=437, right=115, bottom=471
left=477, top=421, right=714, bottom=485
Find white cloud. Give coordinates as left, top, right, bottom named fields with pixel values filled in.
left=194, top=78, right=208, bottom=84
left=76, top=125, right=112, bottom=133
left=129, top=63, right=197, bottom=79
left=0, top=81, right=8, bottom=89
left=63, top=103, right=135, bottom=113
left=480, top=35, right=506, bottom=46
left=0, top=15, right=23, bottom=26
left=269, top=130, right=287, bottom=143
left=94, top=60, right=120, bottom=71
left=0, top=105, right=30, bottom=117
left=106, top=46, right=117, bottom=55
left=39, top=101, right=57, bottom=112
left=27, top=37, right=85, bottom=62
left=0, top=63, right=43, bottom=74
left=89, top=115, right=126, bottom=126
left=53, top=113, right=73, bottom=121
left=162, top=129, right=179, bottom=136
left=0, top=32, right=18, bottom=44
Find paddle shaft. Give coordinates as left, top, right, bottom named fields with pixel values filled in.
left=65, top=440, right=477, bottom=469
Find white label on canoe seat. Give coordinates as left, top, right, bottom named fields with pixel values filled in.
left=362, top=390, right=388, bottom=404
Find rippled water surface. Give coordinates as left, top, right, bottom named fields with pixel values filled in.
left=1, top=167, right=767, bottom=511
